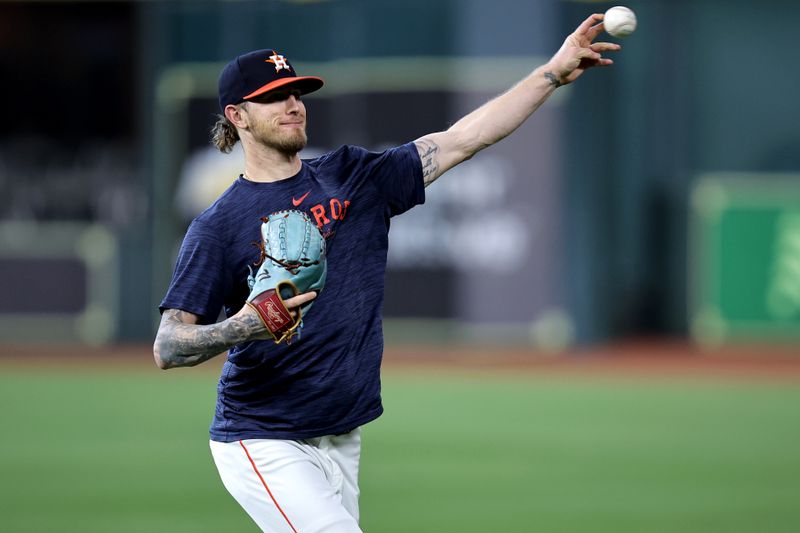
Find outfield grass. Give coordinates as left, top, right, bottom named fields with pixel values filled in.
left=1, top=365, right=799, bottom=532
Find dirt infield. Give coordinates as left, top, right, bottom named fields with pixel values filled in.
left=0, top=339, right=798, bottom=381
left=383, top=340, right=800, bottom=381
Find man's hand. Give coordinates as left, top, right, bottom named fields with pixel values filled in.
left=410, top=13, right=622, bottom=188
left=236, top=291, right=318, bottom=341
left=545, top=14, right=621, bottom=86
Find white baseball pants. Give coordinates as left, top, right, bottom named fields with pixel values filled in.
left=209, top=428, right=363, bottom=532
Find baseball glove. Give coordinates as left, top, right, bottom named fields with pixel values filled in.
left=245, top=210, right=327, bottom=344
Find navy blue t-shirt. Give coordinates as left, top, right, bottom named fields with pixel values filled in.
left=160, top=143, right=424, bottom=441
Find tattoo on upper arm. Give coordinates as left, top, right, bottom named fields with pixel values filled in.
left=163, top=309, right=197, bottom=325
left=416, top=138, right=441, bottom=187
left=155, top=308, right=257, bottom=369
left=544, top=71, right=562, bottom=88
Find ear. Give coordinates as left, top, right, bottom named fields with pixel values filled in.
left=224, top=103, right=248, bottom=129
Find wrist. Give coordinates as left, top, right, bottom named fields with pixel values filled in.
left=541, top=64, right=564, bottom=88
left=231, top=305, right=267, bottom=340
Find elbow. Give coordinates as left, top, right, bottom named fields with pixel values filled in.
left=472, top=131, right=497, bottom=154
left=447, top=125, right=491, bottom=161
left=152, top=339, right=172, bottom=370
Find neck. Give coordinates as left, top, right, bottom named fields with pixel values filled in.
left=241, top=141, right=303, bottom=183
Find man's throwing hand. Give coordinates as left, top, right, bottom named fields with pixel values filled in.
left=546, top=13, right=621, bottom=86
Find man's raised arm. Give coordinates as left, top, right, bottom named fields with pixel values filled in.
left=415, top=13, right=619, bottom=187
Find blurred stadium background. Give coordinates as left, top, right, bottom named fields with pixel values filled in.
left=1, top=0, right=799, bottom=532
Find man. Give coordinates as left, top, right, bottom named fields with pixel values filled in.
left=154, top=13, right=619, bottom=532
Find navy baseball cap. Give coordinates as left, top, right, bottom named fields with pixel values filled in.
left=218, top=49, right=324, bottom=112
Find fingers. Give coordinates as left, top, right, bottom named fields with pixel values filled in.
left=586, top=21, right=605, bottom=42
left=577, top=47, right=602, bottom=62
left=587, top=42, right=620, bottom=67
left=590, top=42, right=622, bottom=53
left=284, top=291, right=317, bottom=309
left=575, top=13, right=604, bottom=36
left=580, top=53, right=615, bottom=68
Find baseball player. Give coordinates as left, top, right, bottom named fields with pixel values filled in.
left=154, top=14, right=618, bottom=532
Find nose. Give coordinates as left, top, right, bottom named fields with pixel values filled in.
left=286, top=94, right=302, bottom=113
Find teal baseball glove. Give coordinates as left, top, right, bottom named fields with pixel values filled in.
left=245, top=210, right=327, bottom=344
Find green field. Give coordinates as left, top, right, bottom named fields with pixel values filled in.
left=1, top=364, right=799, bottom=532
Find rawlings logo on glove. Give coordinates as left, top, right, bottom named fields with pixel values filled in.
left=245, top=210, right=327, bottom=344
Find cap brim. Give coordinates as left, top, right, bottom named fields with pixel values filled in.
left=243, top=76, right=324, bottom=100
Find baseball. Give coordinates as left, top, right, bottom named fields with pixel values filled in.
left=603, top=6, right=637, bottom=38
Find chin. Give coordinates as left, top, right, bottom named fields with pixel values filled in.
left=262, top=129, right=307, bottom=154
left=278, top=136, right=307, bottom=154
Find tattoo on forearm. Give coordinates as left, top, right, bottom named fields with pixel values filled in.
left=416, top=138, right=441, bottom=187
left=544, top=71, right=562, bottom=88
left=154, top=309, right=262, bottom=369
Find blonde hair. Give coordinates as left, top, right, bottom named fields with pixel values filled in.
left=210, top=114, right=239, bottom=153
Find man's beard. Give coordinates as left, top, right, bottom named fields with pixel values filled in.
left=253, top=121, right=308, bottom=155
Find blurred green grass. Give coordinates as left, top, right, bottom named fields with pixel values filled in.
left=1, top=366, right=799, bottom=532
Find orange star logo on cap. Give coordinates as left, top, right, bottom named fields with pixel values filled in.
left=265, top=51, right=292, bottom=72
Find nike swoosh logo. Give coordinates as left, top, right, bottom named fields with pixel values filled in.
left=292, top=192, right=311, bottom=207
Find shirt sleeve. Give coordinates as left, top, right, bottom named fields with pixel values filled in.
left=158, top=218, right=229, bottom=324
left=355, top=142, right=425, bottom=217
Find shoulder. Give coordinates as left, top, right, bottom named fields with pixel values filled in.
left=193, top=179, right=249, bottom=225
left=184, top=180, right=249, bottom=244
left=306, top=143, right=418, bottom=169
left=303, top=145, right=365, bottom=169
